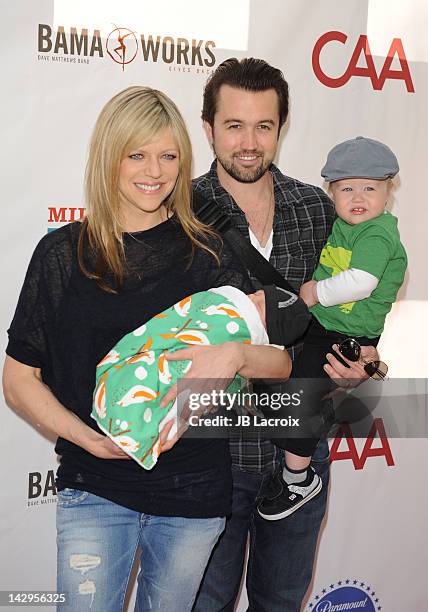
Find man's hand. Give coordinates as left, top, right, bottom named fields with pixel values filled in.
left=324, top=344, right=379, bottom=389
left=299, top=280, right=318, bottom=308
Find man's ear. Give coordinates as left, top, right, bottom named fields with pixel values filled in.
left=203, top=121, right=214, bottom=146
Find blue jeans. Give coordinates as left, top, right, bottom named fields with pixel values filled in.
left=192, top=442, right=330, bottom=612
left=56, top=488, right=225, bottom=611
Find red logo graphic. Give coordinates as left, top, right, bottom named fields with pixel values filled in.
left=312, top=31, right=414, bottom=92
left=106, top=27, right=138, bottom=71
left=330, top=418, right=395, bottom=470
left=48, top=207, right=85, bottom=223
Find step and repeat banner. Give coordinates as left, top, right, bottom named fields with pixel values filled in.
left=1, top=1, right=427, bottom=610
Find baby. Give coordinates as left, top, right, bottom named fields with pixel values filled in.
left=91, top=284, right=309, bottom=470
left=258, top=136, right=408, bottom=520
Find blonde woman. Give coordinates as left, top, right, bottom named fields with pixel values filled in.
left=3, top=87, right=290, bottom=612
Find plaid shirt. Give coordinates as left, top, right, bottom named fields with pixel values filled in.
left=193, top=161, right=335, bottom=472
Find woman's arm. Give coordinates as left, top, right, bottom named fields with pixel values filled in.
left=229, top=342, right=291, bottom=380
left=163, top=342, right=291, bottom=388
left=2, top=356, right=129, bottom=459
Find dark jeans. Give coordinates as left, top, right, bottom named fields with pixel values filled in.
left=192, top=441, right=330, bottom=612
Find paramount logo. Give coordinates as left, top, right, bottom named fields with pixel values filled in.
left=315, top=598, right=369, bottom=612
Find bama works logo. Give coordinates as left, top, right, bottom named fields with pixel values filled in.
left=27, top=469, right=57, bottom=508
left=307, top=580, right=382, bottom=611
left=37, top=24, right=216, bottom=73
left=312, top=31, right=414, bottom=92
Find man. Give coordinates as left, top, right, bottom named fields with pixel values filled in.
left=192, top=58, right=375, bottom=612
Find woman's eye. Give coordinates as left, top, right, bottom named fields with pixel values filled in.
left=129, top=153, right=143, bottom=160
left=162, top=154, right=177, bottom=161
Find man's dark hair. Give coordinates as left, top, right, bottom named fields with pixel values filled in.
left=202, top=57, right=289, bottom=129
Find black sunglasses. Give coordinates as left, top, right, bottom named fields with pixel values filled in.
left=338, top=338, right=388, bottom=381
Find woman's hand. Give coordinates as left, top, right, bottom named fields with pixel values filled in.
left=160, top=342, right=244, bottom=408
left=154, top=344, right=242, bottom=456
left=158, top=419, right=181, bottom=454
left=160, top=342, right=243, bottom=410
left=81, top=428, right=131, bottom=460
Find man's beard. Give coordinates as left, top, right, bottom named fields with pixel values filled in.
left=213, top=146, right=271, bottom=183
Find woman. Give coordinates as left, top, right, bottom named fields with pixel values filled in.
left=3, top=86, right=290, bottom=611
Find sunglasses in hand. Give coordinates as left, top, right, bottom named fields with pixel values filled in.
left=338, top=338, right=388, bottom=381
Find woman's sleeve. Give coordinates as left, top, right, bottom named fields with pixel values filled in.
left=6, top=228, right=74, bottom=369
left=211, top=236, right=255, bottom=294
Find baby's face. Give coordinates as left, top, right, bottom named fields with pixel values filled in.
left=331, top=178, right=390, bottom=225
left=248, top=290, right=266, bottom=328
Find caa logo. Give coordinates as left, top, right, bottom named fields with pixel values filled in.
left=330, top=418, right=394, bottom=471
left=312, top=31, right=414, bottom=92
left=308, top=580, right=381, bottom=611
left=27, top=469, right=57, bottom=508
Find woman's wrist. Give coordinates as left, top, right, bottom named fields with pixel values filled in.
left=67, top=412, right=101, bottom=451
left=223, top=342, right=246, bottom=373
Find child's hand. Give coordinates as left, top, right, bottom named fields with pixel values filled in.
left=299, top=280, right=318, bottom=307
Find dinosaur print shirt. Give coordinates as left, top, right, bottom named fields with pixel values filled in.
left=311, top=211, right=407, bottom=337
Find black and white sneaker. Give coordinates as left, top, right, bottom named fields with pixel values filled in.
left=257, top=467, right=322, bottom=520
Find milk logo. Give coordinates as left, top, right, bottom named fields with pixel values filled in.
left=307, top=580, right=381, bottom=611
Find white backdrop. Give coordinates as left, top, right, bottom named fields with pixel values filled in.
left=1, top=1, right=427, bottom=610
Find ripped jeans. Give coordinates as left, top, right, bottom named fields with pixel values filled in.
left=56, top=488, right=225, bottom=611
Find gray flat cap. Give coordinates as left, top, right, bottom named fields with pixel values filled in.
left=321, top=136, right=399, bottom=182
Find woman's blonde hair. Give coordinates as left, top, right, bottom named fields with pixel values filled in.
left=78, top=86, right=219, bottom=291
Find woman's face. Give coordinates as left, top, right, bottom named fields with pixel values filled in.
left=118, top=127, right=180, bottom=232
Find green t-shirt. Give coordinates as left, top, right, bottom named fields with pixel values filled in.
left=311, top=211, right=407, bottom=337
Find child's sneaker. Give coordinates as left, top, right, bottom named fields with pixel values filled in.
left=257, top=466, right=322, bottom=520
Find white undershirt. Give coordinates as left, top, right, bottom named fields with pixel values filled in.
left=316, top=268, right=379, bottom=306
left=248, top=228, right=273, bottom=261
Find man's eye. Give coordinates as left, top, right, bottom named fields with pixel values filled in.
left=343, top=187, right=352, bottom=192
left=228, top=124, right=241, bottom=129
left=258, top=124, right=271, bottom=130
left=365, top=186, right=375, bottom=191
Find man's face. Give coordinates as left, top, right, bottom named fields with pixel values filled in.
left=204, top=85, right=280, bottom=183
